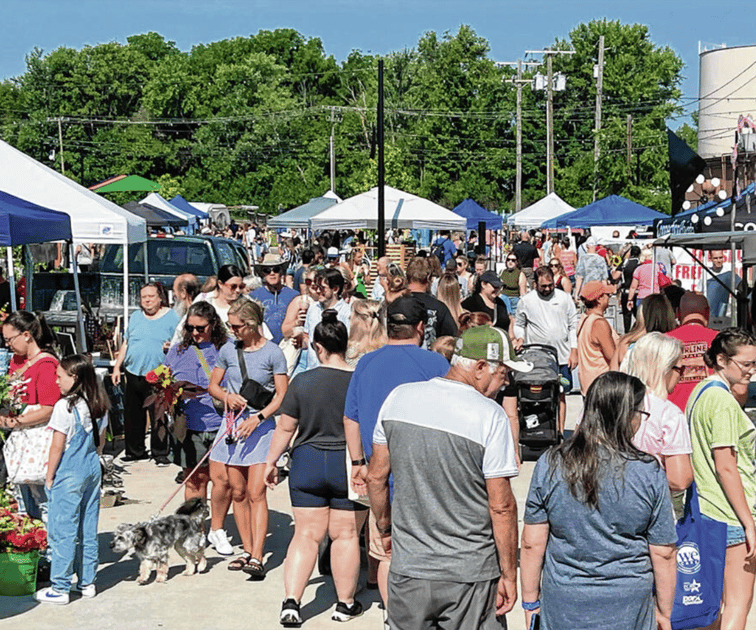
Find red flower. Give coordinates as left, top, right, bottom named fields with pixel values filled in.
left=145, top=371, right=159, bottom=384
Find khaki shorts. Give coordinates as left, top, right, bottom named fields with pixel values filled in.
left=368, top=508, right=391, bottom=563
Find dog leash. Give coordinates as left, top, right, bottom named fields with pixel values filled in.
left=153, top=397, right=246, bottom=517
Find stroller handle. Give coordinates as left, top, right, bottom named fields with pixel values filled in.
left=518, top=343, right=559, bottom=362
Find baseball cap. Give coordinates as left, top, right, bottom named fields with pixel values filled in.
left=585, top=236, right=597, bottom=248
left=387, top=295, right=428, bottom=326
left=327, top=246, right=339, bottom=259
left=579, top=281, right=614, bottom=301
left=454, top=326, right=533, bottom=372
left=479, top=270, right=503, bottom=289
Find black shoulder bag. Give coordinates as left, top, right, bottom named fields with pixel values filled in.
left=236, top=347, right=274, bottom=410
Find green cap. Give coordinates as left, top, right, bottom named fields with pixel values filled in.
left=454, top=326, right=533, bottom=372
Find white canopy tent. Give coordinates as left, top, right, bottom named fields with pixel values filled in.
left=310, top=186, right=466, bottom=231
left=0, top=139, right=148, bottom=329
left=141, top=192, right=199, bottom=230
left=506, top=192, right=575, bottom=229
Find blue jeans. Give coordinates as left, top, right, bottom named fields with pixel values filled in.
left=15, top=483, right=48, bottom=524
left=702, top=514, right=746, bottom=547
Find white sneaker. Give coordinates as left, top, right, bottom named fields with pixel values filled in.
left=77, top=584, right=96, bottom=598
left=207, top=528, right=234, bottom=555
left=34, top=587, right=69, bottom=605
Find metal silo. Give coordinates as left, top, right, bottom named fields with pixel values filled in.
left=698, top=45, right=756, bottom=159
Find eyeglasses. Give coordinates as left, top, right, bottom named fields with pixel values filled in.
left=304, top=278, right=313, bottom=286
left=671, top=365, right=686, bottom=376
left=549, top=263, right=560, bottom=268
left=228, top=323, right=248, bottom=332
left=263, top=266, right=282, bottom=275
left=3, top=332, right=22, bottom=345
left=506, top=257, right=517, bottom=262
left=314, top=283, right=329, bottom=293
left=636, top=410, right=651, bottom=421
left=222, top=282, right=244, bottom=291
left=730, top=358, right=756, bottom=371
left=185, top=324, right=208, bottom=333
left=538, top=283, right=554, bottom=290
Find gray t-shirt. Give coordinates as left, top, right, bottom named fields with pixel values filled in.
left=524, top=450, right=676, bottom=630
left=374, top=377, right=518, bottom=583
left=576, top=252, right=607, bottom=283
left=216, top=341, right=287, bottom=407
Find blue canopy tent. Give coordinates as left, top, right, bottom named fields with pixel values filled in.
left=170, top=195, right=210, bottom=220
left=541, top=195, right=667, bottom=229
left=452, top=199, right=504, bottom=231
left=0, top=190, right=87, bottom=350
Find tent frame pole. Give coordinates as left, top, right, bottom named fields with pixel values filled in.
left=68, top=241, right=87, bottom=353
left=123, top=244, right=129, bottom=335
left=6, top=247, right=16, bottom=311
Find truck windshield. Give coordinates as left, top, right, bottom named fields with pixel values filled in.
left=100, top=241, right=214, bottom=276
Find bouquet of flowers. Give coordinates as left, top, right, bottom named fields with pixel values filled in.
left=0, top=371, right=29, bottom=419
left=144, top=365, right=187, bottom=421
left=0, top=488, right=47, bottom=553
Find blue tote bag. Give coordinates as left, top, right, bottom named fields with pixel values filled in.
left=671, top=380, right=729, bottom=629
left=670, top=483, right=727, bottom=629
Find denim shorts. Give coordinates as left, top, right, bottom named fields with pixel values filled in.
left=702, top=514, right=747, bottom=547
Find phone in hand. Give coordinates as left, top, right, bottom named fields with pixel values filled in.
left=529, top=612, right=540, bottom=630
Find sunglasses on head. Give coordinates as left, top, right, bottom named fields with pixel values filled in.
left=185, top=324, right=208, bottom=333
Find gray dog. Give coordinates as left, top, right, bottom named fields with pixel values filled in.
left=111, top=498, right=209, bottom=584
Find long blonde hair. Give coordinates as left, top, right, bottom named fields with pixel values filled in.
left=437, top=272, right=463, bottom=325
left=348, top=299, right=386, bottom=356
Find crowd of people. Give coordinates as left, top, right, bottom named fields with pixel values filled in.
left=0, top=224, right=755, bottom=630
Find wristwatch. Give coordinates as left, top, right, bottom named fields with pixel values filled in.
left=256, top=412, right=265, bottom=423
left=351, top=458, right=367, bottom=466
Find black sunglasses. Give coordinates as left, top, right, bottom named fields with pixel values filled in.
left=185, top=324, right=208, bottom=333
left=263, top=266, right=283, bottom=274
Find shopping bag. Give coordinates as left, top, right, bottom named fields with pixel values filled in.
left=670, top=483, right=727, bottom=629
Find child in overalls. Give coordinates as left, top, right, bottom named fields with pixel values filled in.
left=35, top=355, right=110, bottom=605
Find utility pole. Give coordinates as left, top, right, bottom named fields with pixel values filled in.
left=626, top=114, right=633, bottom=179
left=592, top=35, right=605, bottom=202
left=377, top=59, right=385, bottom=259
left=547, top=55, right=554, bottom=194
left=526, top=49, right=574, bottom=196
left=497, top=60, right=539, bottom=212
left=57, top=117, right=65, bottom=176
left=327, top=106, right=341, bottom=193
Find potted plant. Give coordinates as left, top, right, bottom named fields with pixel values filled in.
left=0, top=488, right=47, bottom=596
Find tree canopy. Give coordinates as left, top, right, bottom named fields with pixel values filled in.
left=0, top=21, right=688, bottom=215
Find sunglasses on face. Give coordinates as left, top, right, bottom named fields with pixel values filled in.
left=506, top=257, right=517, bottom=262
left=229, top=323, right=247, bottom=332
left=264, top=266, right=282, bottom=275
left=185, top=324, right=208, bottom=333
left=223, top=282, right=244, bottom=291
left=305, top=278, right=313, bottom=286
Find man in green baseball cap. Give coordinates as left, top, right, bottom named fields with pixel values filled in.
left=368, top=325, right=531, bottom=630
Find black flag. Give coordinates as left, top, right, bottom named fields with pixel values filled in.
left=668, top=128, right=706, bottom=216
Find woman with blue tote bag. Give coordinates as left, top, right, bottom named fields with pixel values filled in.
left=687, top=328, right=756, bottom=630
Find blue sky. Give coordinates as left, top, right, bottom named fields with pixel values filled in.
left=1, top=0, right=752, bottom=124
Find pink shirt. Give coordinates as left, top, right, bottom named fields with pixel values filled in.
left=633, top=392, right=692, bottom=460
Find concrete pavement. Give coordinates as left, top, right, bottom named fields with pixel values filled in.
left=2, top=393, right=755, bottom=629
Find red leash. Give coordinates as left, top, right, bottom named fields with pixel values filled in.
left=154, top=397, right=246, bottom=516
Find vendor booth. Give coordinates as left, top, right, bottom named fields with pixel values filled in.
left=310, top=186, right=466, bottom=231
left=267, top=194, right=341, bottom=231
left=507, top=192, right=575, bottom=229
left=0, top=139, right=148, bottom=330
left=452, top=199, right=503, bottom=231
left=141, top=193, right=198, bottom=233
left=542, top=195, right=667, bottom=229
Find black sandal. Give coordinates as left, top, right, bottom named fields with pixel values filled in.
left=242, top=557, right=266, bottom=580
left=227, top=552, right=252, bottom=571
